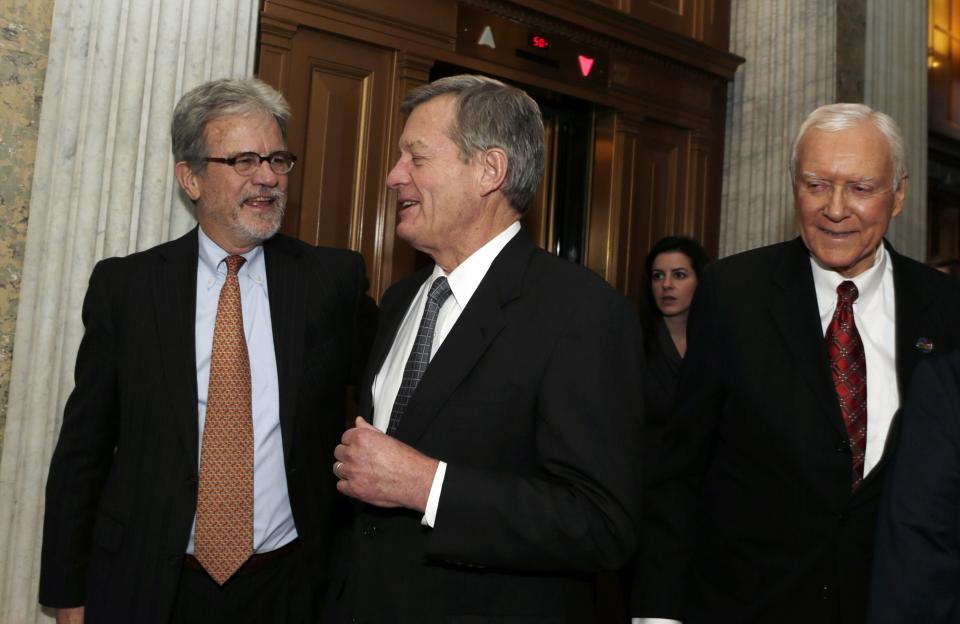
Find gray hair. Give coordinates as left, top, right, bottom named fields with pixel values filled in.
left=790, top=103, right=907, bottom=190
left=402, top=75, right=545, bottom=215
left=171, top=78, right=290, bottom=171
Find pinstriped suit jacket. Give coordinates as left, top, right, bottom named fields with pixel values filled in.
left=40, top=228, right=375, bottom=623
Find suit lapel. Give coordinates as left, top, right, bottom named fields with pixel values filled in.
left=890, top=245, right=936, bottom=391
left=768, top=238, right=847, bottom=437
left=392, top=230, right=533, bottom=445
left=264, top=236, right=309, bottom=456
left=154, top=228, right=202, bottom=468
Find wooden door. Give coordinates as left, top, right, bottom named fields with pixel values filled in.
left=260, top=22, right=399, bottom=298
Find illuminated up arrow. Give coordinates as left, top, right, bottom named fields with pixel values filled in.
left=578, top=55, right=595, bottom=77
left=478, top=26, right=496, bottom=49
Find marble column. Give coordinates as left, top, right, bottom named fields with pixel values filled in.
left=864, top=0, right=928, bottom=258
left=0, top=0, right=258, bottom=621
left=720, top=0, right=837, bottom=257
left=721, top=0, right=929, bottom=260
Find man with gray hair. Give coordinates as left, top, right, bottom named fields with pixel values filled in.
left=39, top=78, right=375, bottom=623
left=331, top=74, right=644, bottom=621
left=633, top=103, right=960, bottom=623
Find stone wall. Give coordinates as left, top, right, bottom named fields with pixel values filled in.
left=0, top=0, right=54, bottom=455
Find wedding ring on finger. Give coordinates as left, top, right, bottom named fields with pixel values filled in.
left=334, top=461, right=346, bottom=480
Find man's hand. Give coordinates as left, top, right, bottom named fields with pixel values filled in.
left=55, top=606, right=84, bottom=624
left=333, top=417, right=439, bottom=512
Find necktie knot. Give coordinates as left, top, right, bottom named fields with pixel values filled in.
left=428, top=276, right=452, bottom=307
left=837, top=280, right=859, bottom=305
left=225, top=255, right=246, bottom=276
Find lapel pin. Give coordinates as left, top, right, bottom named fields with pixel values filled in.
left=915, top=337, right=934, bottom=354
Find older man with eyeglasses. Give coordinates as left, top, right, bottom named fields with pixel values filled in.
left=39, top=78, right=376, bottom=624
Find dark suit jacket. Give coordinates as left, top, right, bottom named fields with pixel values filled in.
left=635, top=238, right=960, bottom=624
left=642, top=318, right=683, bottom=481
left=338, top=229, right=644, bottom=623
left=39, top=229, right=375, bottom=623
left=867, top=350, right=960, bottom=623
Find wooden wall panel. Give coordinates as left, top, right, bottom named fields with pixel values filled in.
left=585, top=0, right=729, bottom=48
left=589, top=0, right=627, bottom=10
left=586, top=112, right=693, bottom=307
left=631, top=0, right=693, bottom=38
left=267, top=26, right=397, bottom=297
left=698, top=0, right=730, bottom=49
left=585, top=110, right=619, bottom=283
left=619, top=119, right=690, bottom=305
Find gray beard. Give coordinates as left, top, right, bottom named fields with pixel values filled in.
left=233, top=189, right=286, bottom=243
left=236, top=199, right=284, bottom=243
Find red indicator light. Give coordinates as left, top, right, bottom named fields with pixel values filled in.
left=578, top=55, right=595, bottom=77
left=529, top=35, right=550, bottom=49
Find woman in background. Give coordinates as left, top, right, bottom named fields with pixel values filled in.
left=641, top=235, right=709, bottom=477
left=621, top=236, right=709, bottom=620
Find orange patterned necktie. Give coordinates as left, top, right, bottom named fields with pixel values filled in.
left=195, top=255, right=253, bottom=584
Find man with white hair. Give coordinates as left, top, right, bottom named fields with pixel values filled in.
left=633, top=104, right=960, bottom=623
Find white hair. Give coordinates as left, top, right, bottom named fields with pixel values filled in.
left=790, top=103, right=906, bottom=191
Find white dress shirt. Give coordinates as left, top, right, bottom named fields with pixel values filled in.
left=186, top=226, right=297, bottom=555
left=811, top=243, right=898, bottom=476
left=634, top=244, right=900, bottom=624
left=371, top=221, right=522, bottom=527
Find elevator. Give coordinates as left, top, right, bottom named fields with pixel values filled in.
left=258, top=0, right=742, bottom=304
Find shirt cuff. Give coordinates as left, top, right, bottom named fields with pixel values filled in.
left=420, top=460, right=447, bottom=528
left=633, top=619, right=683, bottom=624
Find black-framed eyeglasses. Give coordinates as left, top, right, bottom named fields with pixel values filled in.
left=204, top=151, right=297, bottom=176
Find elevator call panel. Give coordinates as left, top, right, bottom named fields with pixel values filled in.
left=456, top=5, right=609, bottom=90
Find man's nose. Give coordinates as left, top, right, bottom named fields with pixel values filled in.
left=824, top=184, right=849, bottom=220
left=250, top=159, right=280, bottom=187
left=386, top=158, right=409, bottom=189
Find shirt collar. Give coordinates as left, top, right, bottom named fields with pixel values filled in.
left=197, top=226, right=266, bottom=289
left=810, top=242, right=888, bottom=310
left=430, top=221, right=521, bottom=309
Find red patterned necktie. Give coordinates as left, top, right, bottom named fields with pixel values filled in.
left=195, top=255, right=253, bottom=584
left=825, top=280, right=867, bottom=490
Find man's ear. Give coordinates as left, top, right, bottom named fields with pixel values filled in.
left=478, top=148, right=508, bottom=197
left=175, top=161, right=202, bottom=201
left=891, top=174, right=908, bottom=219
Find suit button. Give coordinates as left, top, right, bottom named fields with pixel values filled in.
left=821, top=585, right=830, bottom=600
left=361, top=523, right=379, bottom=538
left=835, top=439, right=850, bottom=452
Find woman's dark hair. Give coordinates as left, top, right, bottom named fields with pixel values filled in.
left=641, top=236, right=710, bottom=354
